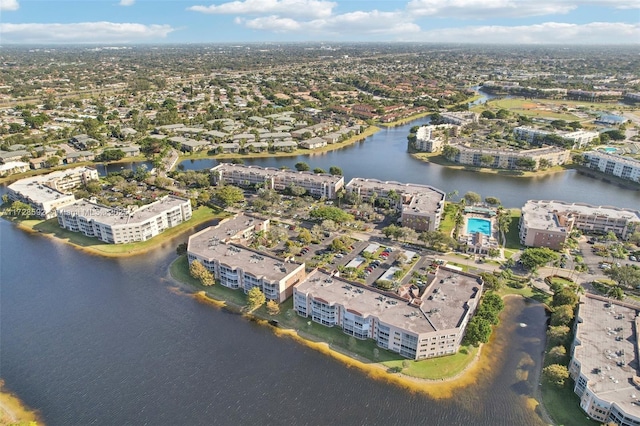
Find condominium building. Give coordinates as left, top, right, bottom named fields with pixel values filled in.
left=293, top=267, right=483, bottom=360
left=569, top=295, right=640, bottom=425
left=513, top=126, right=551, bottom=143
left=584, top=151, right=640, bottom=183
left=187, top=214, right=306, bottom=302
left=514, top=126, right=599, bottom=149
left=520, top=200, right=640, bottom=250
left=440, top=112, right=479, bottom=127
left=449, top=144, right=570, bottom=170
left=7, top=166, right=99, bottom=219
left=414, top=124, right=456, bottom=153
left=211, top=163, right=345, bottom=199
left=345, top=178, right=445, bottom=232
left=57, top=195, right=192, bottom=244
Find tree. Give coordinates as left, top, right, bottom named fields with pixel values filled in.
left=298, top=228, right=312, bottom=244
left=309, top=206, right=353, bottom=224
left=481, top=110, right=496, bottom=119
left=266, top=300, right=280, bottom=316
left=295, top=162, right=310, bottom=171
left=547, top=325, right=570, bottom=346
left=608, top=286, right=625, bottom=300
left=213, top=185, right=244, bottom=207
left=462, top=317, right=492, bottom=346
left=480, top=272, right=502, bottom=290
left=134, top=164, right=150, bottom=182
left=520, top=247, right=559, bottom=272
left=484, top=196, right=501, bottom=206
left=189, top=260, right=214, bottom=286
left=552, top=288, right=579, bottom=308
left=602, top=129, right=625, bottom=141
left=542, top=364, right=569, bottom=388
left=604, top=265, right=640, bottom=289
left=329, top=166, right=343, bottom=176
left=463, top=191, right=481, bottom=205
left=176, top=242, right=187, bottom=255
left=313, top=167, right=326, bottom=174
left=550, top=304, right=575, bottom=326
left=442, top=145, right=460, bottom=160
left=548, top=345, right=567, bottom=364
left=246, top=287, right=266, bottom=312
left=98, top=149, right=126, bottom=162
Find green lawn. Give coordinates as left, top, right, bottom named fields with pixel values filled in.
left=542, top=381, right=599, bottom=426
left=504, top=209, right=522, bottom=250
left=7, top=206, right=228, bottom=257
left=480, top=98, right=582, bottom=121
left=382, top=346, right=478, bottom=379
left=439, top=202, right=457, bottom=235
left=498, top=285, right=551, bottom=305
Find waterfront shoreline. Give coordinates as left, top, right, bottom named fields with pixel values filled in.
left=0, top=381, right=42, bottom=425
left=1, top=206, right=227, bottom=258
left=168, top=257, right=544, bottom=402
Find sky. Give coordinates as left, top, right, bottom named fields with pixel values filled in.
left=0, top=0, right=638, bottom=45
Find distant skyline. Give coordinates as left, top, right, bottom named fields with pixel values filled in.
left=0, top=0, right=638, bottom=45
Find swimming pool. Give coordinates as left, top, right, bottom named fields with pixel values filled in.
left=602, top=147, right=618, bottom=153
left=467, top=218, right=492, bottom=236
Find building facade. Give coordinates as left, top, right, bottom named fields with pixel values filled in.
left=212, top=163, right=345, bottom=199
left=569, top=295, right=640, bottom=425
left=520, top=200, right=640, bottom=249
left=293, top=268, right=483, bottom=360
left=7, top=166, right=99, bottom=219
left=57, top=195, right=192, bottom=244
left=345, top=178, right=445, bottom=232
left=450, top=144, right=570, bottom=171
left=187, top=214, right=306, bottom=303
left=584, top=151, right=640, bottom=183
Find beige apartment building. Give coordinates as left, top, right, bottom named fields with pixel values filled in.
left=57, top=195, right=192, bottom=244
left=211, top=163, right=345, bottom=199
left=293, top=267, right=483, bottom=360
left=569, top=295, right=640, bottom=425
left=449, top=144, right=570, bottom=171
left=7, top=166, right=99, bottom=219
left=520, top=200, right=640, bottom=250
left=345, top=178, right=445, bottom=232
left=187, top=214, right=306, bottom=302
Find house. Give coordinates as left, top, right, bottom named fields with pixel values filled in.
left=0, top=161, right=30, bottom=177
left=299, top=137, right=327, bottom=149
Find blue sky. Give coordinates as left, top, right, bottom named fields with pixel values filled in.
left=0, top=0, right=638, bottom=45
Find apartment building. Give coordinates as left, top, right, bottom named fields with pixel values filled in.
left=584, top=151, right=640, bottom=183
left=211, top=163, right=345, bottom=199
left=520, top=200, right=640, bottom=249
left=187, top=214, right=306, bottom=303
left=345, top=178, right=445, bottom=232
left=414, top=124, right=456, bottom=153
left=513, top=127, right=599, bottom=148
left=57, top=195, right=192, bottom=244
left=7, top=166, right=99, bottom=219
left=450, top=144, right=570, bottom=170
left=293, top=267, right=483, bottom=360
left=569, top=295, right=640, bottom=425
left=440, top=112, right=479, bottom=127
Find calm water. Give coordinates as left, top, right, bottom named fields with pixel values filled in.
left=0, top=215, right=549, bottom=425
left=178, top=120, right=640, bottom=209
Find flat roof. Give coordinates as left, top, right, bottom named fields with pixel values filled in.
left=213, top=163, right=344, bottom=186
left=295, top=267, right=481, bottom=335
left=574, top=296, right=640, bottom=417
left=346, top=177, right=445, bottom=198
left=523, top=200, right=640, bottom=227
left=188, top=219, right=301, bottom=282
left=59, top=195, right=189, bottom=226
left=8, top=166, right=96, bottom=202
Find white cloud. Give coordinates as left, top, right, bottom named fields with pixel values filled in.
left=238, top=10, right=419, bottom=36
left=0, top=0, right=19, bottom=11
left=0, top=22, right=176, bottom=44
left=119, top=0, right=135, bottom=6
left=407, top=0, right=576, bottom=19
left=409, top=22, right=640, bottom=44
left=584, top=0, right=639, bottom=9
left=188, top=0, right=336, bottom=19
